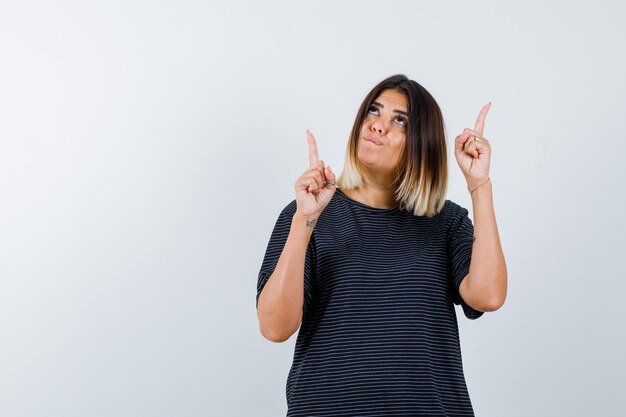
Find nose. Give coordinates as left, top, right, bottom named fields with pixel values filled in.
left=371, top=119, right=387, bottom=135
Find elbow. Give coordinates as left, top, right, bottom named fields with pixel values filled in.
left=260, top=326, right=293, bottom=343
left=471, top=271, right=507, bottom=312
left=266, top=334, right=290, bottom=343
left=489, top=274, right=508, bottom=311
left=482, top=289, right=507, bottom=312
left=256, top=295, right=303, bottom=343
left=480, top=296, right=505, bottom=312
left=257, top=314, right=291, bottom=342
left=258, top=311, right=301, bottom=343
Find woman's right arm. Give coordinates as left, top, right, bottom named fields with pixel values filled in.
left=257, top=129, right=336, bottom=342
left=256, top=211, right=317, bottom=343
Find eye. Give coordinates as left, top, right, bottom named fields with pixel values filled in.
left=367, top=105, right=408, bottom=128
left=395, top=116, right=408, bottom=127
left=367, top=105, right=379, bottom=115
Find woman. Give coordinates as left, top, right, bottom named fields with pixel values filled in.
left=256, top=74, right=507, bottom=416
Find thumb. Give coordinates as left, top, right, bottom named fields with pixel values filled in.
left=326, top=165, right=336, bottom=182
left=454, top=133, right=467, bottom=155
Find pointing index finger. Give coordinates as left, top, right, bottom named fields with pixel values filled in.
left=474, top=102, right=491, bottom=137
left=306, top=129, right=320, bottom=166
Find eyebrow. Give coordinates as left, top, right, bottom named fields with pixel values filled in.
left=372, top=101, right=410, bottom=117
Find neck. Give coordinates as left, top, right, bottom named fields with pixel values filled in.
left=345, top=171, right=399, bottom=209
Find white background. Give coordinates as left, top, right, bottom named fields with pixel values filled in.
left=0, top=1, right=624, bottom=416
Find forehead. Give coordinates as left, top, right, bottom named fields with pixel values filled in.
left=375, top=89, right=408, bottom=110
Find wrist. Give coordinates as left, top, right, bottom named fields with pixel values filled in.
left=293, top=211, right=319, bottom=229
left=467, top=177, right=491, bottom=194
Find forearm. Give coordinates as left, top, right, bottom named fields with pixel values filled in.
left=467, top=180, right=508, bottom=309
left=257, top=211, right=317, bottom=342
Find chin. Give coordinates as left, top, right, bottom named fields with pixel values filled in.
left=356, top=151, right=382, bottom=169
left=357, top=150, right=397, bottom=174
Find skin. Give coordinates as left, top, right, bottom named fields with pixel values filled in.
left=341, top=88, right=409, bottom=209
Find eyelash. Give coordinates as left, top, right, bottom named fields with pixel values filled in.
left=367, top=106, right=408, bottom=127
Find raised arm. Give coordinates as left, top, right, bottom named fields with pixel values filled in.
left=257, top=130, right=337, bottom=342
left=454, top=103, right=508, bottom=311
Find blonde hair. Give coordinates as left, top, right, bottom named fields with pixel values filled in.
left=336, top=74, right=448, bottom=217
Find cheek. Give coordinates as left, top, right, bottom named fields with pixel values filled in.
left=389, top=138, right=406, bottom=159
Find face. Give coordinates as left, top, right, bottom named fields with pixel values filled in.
left=357, top=88, right=409, bottom=176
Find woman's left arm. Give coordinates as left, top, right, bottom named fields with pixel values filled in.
left=454, top=102, right=508, bottom=312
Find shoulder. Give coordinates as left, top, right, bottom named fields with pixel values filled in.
left=271, top=195, right=297, bottom=218
left=442, top=199, right=472, bottom=235
left=267, top=199, right=298, bottom=228
left=280, top=199, right=298, bottom=216
left=443, top=199, right=468, bottom=218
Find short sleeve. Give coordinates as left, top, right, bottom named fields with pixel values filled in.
left=256, top=200, right=316, bottom=319
left=447, top=202, right=484, bottom=320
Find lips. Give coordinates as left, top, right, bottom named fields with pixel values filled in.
left=363, top=136, right=382, bottom=145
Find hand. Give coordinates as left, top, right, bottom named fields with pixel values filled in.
left=454, top=102, right=492, bottom=189
left=293, top=129, right=337, bottom=218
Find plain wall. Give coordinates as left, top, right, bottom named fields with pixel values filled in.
left=0, top=0, right=624, bottom=416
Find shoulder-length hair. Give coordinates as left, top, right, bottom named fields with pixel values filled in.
left=336, top=74, right=448, bottom=217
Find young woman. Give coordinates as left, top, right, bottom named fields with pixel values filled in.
left=256, top=74, right=507, bottom=416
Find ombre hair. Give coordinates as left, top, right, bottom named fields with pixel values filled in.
left=336, top=74, right=448, bottom=217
